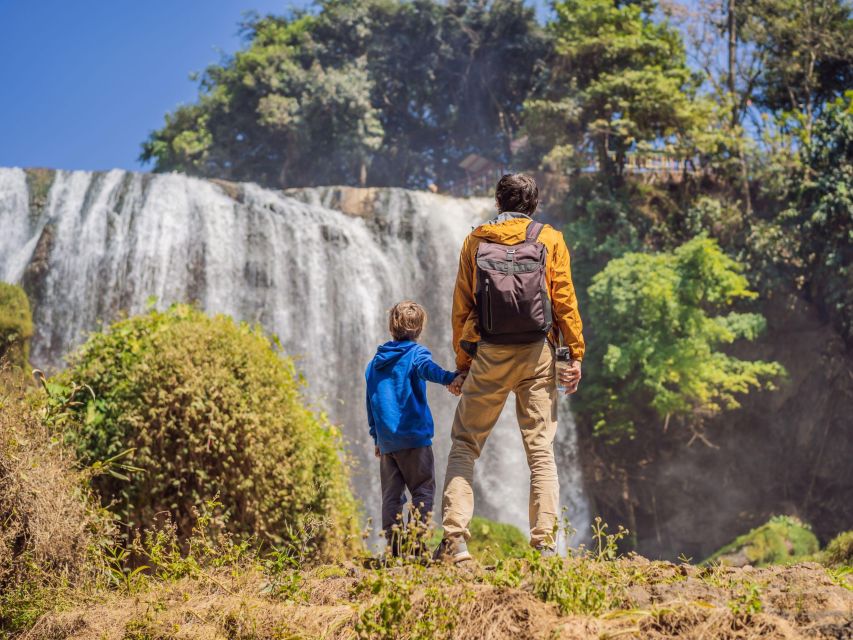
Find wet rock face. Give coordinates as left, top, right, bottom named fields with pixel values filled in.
left=584, top=291, right=853, bottom=561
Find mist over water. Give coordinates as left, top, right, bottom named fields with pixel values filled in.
left=0, top=167, right=589, bottom=540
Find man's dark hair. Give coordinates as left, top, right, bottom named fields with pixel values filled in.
left=495, top=173, right=539, bottom=215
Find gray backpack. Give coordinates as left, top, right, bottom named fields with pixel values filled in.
left=475, top=221, right=552, bottom=344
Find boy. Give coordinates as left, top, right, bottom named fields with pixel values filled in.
left=365, top=301, right=463, bottom=556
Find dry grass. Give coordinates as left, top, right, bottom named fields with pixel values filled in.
left=20, top=556, right=852, bottom=640
left=0, top=374, right=112, bottom=590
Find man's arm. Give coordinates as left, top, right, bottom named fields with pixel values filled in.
left=551, top=233, right=585, bottom=362
left=451, top=236, right=476, bottom=371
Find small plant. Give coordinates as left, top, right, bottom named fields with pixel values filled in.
left=591, top=516, right=630, bottom=562
left=354, top=572, right=414, bottom=640
left=728, top=581, right=764, bottom=618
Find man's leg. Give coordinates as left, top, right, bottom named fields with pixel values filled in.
left=380, top=453, right=407, bottom=554
left=514, top=341, right=560, bottom=549
left=441, top=343, right=515, bottom=542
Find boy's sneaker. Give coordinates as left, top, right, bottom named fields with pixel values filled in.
left=432, top=537, right=473, bottom=564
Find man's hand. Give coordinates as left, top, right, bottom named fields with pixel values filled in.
left=374, top=445, right=381, bottom=458
left=559, top=360, right=582, bottom=395
left=447, top=372, right=467, bottom=396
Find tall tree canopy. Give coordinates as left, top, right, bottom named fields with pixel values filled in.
left=141, top=0, right=548, bottom=189
left=521, top=0, right=708, bottom=178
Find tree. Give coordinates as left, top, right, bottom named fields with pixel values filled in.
left=745, top=0, right=853, bottom=133
left=521, top=0, right=707, bottom=178
left=577, top=236, right=784, bottom=442
left=142, top=0, right=548, bottom=189
left=781, top=94, right=853, bottom=344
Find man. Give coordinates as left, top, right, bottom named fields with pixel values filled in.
left=435, top=173, right=585, bottom=562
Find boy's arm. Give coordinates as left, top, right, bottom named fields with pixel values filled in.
left=551, top=232, right=585, bottom=361
left=366, top=388, right=377, bottom=444
left=413, top=346, right=458, bottom=386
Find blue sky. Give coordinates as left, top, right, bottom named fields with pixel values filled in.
left=0, top=1, right=551, bottom=173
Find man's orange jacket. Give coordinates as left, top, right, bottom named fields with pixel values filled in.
left=451, top=216, right=585, bottom=372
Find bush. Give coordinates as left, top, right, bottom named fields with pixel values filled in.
left=0, top=283, right=33, bottom=370
left=0, top=377, right=113, bottom=633
left=822, top=530, right=853, bottom=567
left=51, top=304, right=359, bottom=558
left=466, top=516, right=528, bottom=562
left=704, top=515, right=820, bottom=567
left=431, top=516, right=528, bottom=563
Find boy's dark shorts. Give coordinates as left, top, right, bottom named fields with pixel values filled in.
left=379, top=445, right=435, bottom=535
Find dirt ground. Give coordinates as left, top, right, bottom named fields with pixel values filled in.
left=24, top=557, right=852, bottom=640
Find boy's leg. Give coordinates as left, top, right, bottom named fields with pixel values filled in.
left=380, top=452, right=407, bottom=553
left=441, top=342, right=518, bottom=542
left=514, top=341, right=559, bottom=549
left=395, top=446, right=436, bottom=523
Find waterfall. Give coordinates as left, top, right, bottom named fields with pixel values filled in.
left=0, top=167, right=590, bottom=540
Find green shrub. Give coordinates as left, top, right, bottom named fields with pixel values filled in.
left=430, top=516, right=527, bottom=563
left=51, top=304, right=359, bottom=559
left=466, top=516, right=528, bottom=562
left=822, top=531, right=853, bottom=567
left=704, top=515, right=820, bottom=567
left=0, top=283, right=33, bottom=370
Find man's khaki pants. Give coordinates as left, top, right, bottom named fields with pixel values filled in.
left=441, top=340, right=559, bottom=548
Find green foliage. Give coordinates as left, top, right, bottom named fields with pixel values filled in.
left=742, top=0, right=853, bottom=122
left=51, top=304, right=359, bottom=558
left=429, top=515, right=527, bottom=564
left=780, top=94, right=853, bottom=344
left=354, top=568, right=472, bottom=640
left=580, top=236, right=784, bottom=440
left=142, top=0, right=547, bottom=189
left=704, top=515, right=820, bottom=567
left=466, top=516, right=528, bottom=562
left=0, top=282, right=33, bottom=370
left=522, top=0, right=708, bottom=175
left=822, top=530, right=853, bottom=567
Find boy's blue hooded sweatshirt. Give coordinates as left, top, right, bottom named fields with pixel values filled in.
left=365, top=341, right=457, bottom=454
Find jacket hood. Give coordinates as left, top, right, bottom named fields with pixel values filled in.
left=471, top=217, right=533, bottom=245
left=373, top=340, right=417, bottom=370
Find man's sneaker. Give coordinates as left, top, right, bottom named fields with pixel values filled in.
left=432, top=537, right=473, bottom=564
left=536, top=545, right=558, bottom=559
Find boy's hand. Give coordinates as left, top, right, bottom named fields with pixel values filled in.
left=447, top=372, right=467, bottom=396
left=374, top=445, right=381, bottom=458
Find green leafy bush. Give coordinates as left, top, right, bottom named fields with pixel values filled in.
left=822, top=530, right=853, bottom=567
left=0, top=283, right=33, bottom=370
left=430, top=516, right=527, bottom=563
left=704, top=515, right=820, bottom=567
left=51, top=304, right=359, bottom=558
left=578, top=236, right=785, bottom=440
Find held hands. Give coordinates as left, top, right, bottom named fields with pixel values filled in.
left=559, top=360, right=582, bottom=395
left=446, top=371, right=467, bottom=396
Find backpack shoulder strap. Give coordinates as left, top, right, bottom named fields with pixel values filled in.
left=525, top=221, right=546, bottom=243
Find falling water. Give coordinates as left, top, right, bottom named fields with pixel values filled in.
left=0, top=167, right=590, bottom=540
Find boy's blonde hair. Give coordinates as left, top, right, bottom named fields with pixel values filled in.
left=389, top=301, right=426, bottom=341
